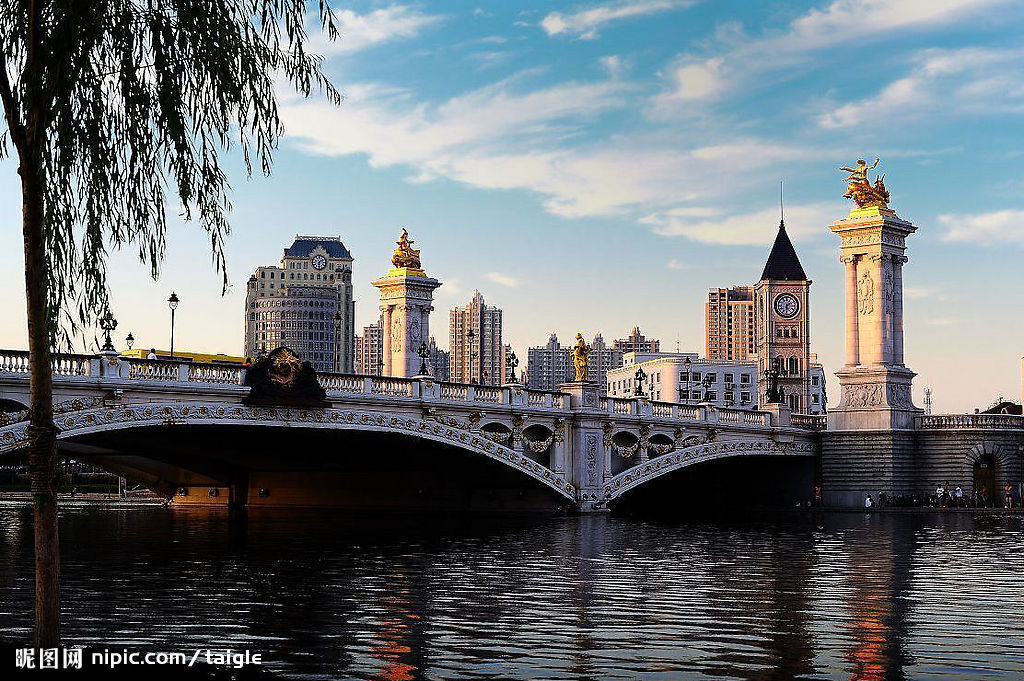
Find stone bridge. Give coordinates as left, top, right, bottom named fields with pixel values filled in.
left=0, top=350, right=820, bottom=512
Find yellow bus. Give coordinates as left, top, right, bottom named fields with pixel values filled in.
left=120, top=348, right=250, bottom=365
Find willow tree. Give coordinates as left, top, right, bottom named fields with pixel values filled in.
left=0, top=1, right=339, bottom=646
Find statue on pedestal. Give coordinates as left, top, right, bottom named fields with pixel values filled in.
left=572, top=333, right=589, bottom=382
left=840, top=157, right=890, bottom=209
left=391, top=228, right=422, bottom=269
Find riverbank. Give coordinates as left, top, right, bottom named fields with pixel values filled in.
left=0, top=491, right=166, bottom=505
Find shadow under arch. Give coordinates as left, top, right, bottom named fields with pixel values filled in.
left=0, top=401, right=575, bottom=510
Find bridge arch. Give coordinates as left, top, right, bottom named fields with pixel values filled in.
left=603, top=437, right=816, bottom=502
left=0, top=401, right=576, bottom=501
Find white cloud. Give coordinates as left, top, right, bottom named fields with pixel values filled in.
left=653, top=0, right=1016, bottom=112
left=484, top=272, right=520, bottom=287
left=819, top=48, right=1024, bottom=128
left=541, top=0, right=692, bottom=40
left=939, top=209, right=1024, bottom=245
left=667, top=258, right=686, bottom=270
left=311, top=5, right=441, bottom=55
left=640, top=202, right=840, bottom=245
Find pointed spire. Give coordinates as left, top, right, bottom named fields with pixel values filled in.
left=760, top=200, right=807, bottom=281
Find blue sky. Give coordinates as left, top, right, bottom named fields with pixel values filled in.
left=1, top=0, right=1023, bottom=413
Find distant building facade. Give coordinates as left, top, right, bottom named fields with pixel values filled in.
left=527, top=333, right=573, bottom=390
left=244, top=235, right=355, bottom=373
left=427, top=336, right=450, bottom=381
left=606, top=352, right=826, bottom=414
left=706, top=286, right=756, bottom=361
left=613, top=326, right=660, bottom=355
left=449, top=291, right=503, bottom=385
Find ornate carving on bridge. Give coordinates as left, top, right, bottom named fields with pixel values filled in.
left=244, top=347, right=327, bottom=407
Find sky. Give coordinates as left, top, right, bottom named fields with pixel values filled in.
left=1, top=0, right=1024, bottom=414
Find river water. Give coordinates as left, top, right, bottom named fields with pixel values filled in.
left=0, top=503, right=1022, bottom=680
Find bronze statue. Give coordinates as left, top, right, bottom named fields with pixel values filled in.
left=840, top=157, right=890, bottom=209
left=391, top=228, right=422, bottom=269
left=572, top=333, right=589, bottom=382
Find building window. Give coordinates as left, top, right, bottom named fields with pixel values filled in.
left=741, top=391, right=751, bottom=403
left=707, top=391, right=717, bottom=401
left=724, top=373, right=734, bottom=383
left=707, top=373, right=716, bottom=382
left=692, top=372, right=701, bottom=381
left=741, top=373, right=751, bottom=383
left=812, top=376, right=820, bottom=386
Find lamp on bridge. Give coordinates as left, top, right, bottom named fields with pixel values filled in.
left=678, top=356, right=692, bottom=405
left=467, top=328, right=478, bottom=385
left=416, top=341, right=430, bottom=377
left=701, top=373, right=713, bottom=403
left=167, top=292, right=179, bottom=360
left=99, top=311, right=118, bottom=353
left=125, top=333, right=134, bottom=351
left=634, top=366, right=647, bottom=398
left=506, top=349, right=519, bottom=385
left=333, top=311, right=342, bottom=373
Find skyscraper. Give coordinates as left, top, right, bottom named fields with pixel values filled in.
left=427, top=336, right=450, bottom=381
left=527, top=333, right=573, bottom=390
left=354, top=321, right=383, bottom=376
left=705, top=286, right=757, bottom=361
left=449, top=291, right=503, bottom=385
left=244, top=235, right=355, bottom=372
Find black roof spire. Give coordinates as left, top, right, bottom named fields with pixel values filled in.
left=759, top=218, right=807, bottom=281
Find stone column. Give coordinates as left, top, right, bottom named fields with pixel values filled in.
left=381, top=305, right=393, bottom=376
left=842, top=255, right=860, bottom=366
left=892, top=255, right=907, bottom=366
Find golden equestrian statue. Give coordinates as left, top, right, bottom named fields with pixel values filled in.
left=840, top=157, right=890, bottom=209
left=572, top=333, right=589, bottom=382
left=391, top=228, right=422, bottom=269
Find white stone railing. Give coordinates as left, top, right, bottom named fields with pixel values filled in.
left=916, top=414, right=1024, bottom=430
left=791, top=413, right=827, bottom=430
left=0, top=349, right=90, bottom=376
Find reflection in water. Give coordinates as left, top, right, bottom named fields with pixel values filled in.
left=0, top=505, right=1022, bottom=680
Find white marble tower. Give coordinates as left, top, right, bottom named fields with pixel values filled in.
left=372, top=230, right=441, bottom=378
left=828, top=205, right=921, bottom=430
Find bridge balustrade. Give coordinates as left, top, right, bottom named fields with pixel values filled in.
left=916, top=413, right=1024, bottom=430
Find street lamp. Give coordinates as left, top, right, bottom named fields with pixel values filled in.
left=678, top=356, right=692, bottom=405
left=167, top=292, right=179, bottom=359
left=99, top=312, right=118, bottom=352
left=506, top=349, right=519, bottom=384
left=467, top=328, right=477, bottom=384
left=417, top=341, right=430, bottom=376
left=701, top=373, right=713, bottom=403
left=333, top=311, right=342, bottom=373
left=124, top=332, right=134, bottom=350
left=634, top=366, right=647, bottom=398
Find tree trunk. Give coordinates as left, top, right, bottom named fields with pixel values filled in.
left=20, top=151, right=61, bottom=648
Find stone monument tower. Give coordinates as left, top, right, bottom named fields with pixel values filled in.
left=372, top=229, right=441, bottom=378
left=828, top=158, right=921, bottom=430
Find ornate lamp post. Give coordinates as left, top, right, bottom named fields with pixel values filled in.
left=99, top=311, right=118, bottom=353
left=333, top=311, right=342, bottom=373
left=506, top=349, right=519, bottom=384
left=634, top=366, right=647, bottom=398
left=417, top=341, right=430, bottom=376
left=167, top=292, right=179, bottom=359
left=467, top=327, right=477, bottom=385
left=678, top=356, right=692, bottom=405
left=124, top=333, right=134, bottom=350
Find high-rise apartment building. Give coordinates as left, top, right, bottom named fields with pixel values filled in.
left=527, top=333, right=573, bottom=390
left=354, top=321, right=383, bottom=376
left=449, top=291, right=503, bottom=385
left=705, top=286, right=757, bottom=361
left=244, top=235, right=355, bottom=373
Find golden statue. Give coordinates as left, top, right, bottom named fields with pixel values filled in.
left=840, top=157, right=890, bottom=209
left=572, top=333, right=589, bottom=382
left=391, top=228, right=422, bottom=269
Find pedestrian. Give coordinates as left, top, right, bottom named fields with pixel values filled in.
left=954, top=485, right=964, bottom=508
left=813, top=485, right=822, bottom=507
left=979, top=484, right=989, bottom=508
left=146, top=348, right=158, bottom=360
left=935, top=483, right=944, bottom=507
left=1005, top=483, right=1013, bottom=509
left=864, top=494, right=874, bottom=509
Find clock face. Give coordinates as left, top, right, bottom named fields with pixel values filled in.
left=774, top=293, right=800, bottom=318
left=311, top=254, right=327, bottom=270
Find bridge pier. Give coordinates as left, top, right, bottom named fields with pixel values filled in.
left=561, top=382, right=611, bottom=512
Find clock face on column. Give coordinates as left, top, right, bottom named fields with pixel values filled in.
left=774, top=293, right=800, bottom=318
left=311, top=254, right=327, bottom=270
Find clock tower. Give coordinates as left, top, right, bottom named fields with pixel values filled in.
left=755, top=220, right=811, bottom=412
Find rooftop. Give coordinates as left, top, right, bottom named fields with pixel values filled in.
left=284, top=235, right=352, bottom=260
